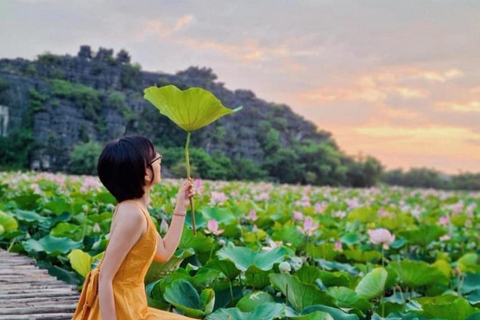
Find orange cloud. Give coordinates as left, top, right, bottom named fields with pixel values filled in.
left=437, top=101, right=480, bottom=113
left=136, top=15, right=194, bottom=39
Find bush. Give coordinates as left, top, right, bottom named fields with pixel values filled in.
left=0, top=128, right=34, bottom=170
left=69, top=141, right=103, bottom=175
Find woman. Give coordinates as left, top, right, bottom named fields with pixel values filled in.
left=72, top=135, right=195, bottom=320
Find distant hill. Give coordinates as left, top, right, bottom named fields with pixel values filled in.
left=0, top=46, right=331, bottom=170
left=0, top=45, right=386, bottom=187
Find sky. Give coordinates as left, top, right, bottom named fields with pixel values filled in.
left=1, top=0, right=479, bottom=174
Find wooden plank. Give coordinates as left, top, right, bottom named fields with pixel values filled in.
left=0, top=249, right=80, bottom=319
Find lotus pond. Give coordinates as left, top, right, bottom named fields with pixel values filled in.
left=0, top=171, right=479, bottom=320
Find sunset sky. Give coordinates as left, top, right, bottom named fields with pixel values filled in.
left=1, top=0, right=479, bottom=174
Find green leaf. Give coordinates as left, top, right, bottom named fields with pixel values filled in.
left=389, top=260, right=449, bottom=288
left=23, top=235, right=83, bottom=255
left=236, top=292, right=274, bottom=312
left=144, top=85, right=242, bottom=132
left=269, top=273, right=336, bottom=312
left=217, top=244, right=289, bottom=271
left=415, top=295, right=479, bottom=320
left=329, top=286, right=372, bottom=312
left=145, top=248, right=194, bottom=284
left=205, top=258, right=240, bottom=281
left=245, top=265, right=271, bottom=289
left=207, top=303, right=285, bottom=320
left=400, top=226, right=447, bottom=246
left=355, top=267, right=388, bottom=300
left=164, top=279, right=205, bottom=317
left=67, top=249, right=95, bottom=277
left=0, top=210, right=18, bottom=232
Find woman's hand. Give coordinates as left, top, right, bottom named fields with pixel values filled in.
left=175, top=178, right=195, bottom=213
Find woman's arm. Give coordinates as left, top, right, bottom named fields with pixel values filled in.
left=153, top=179, right=194, bottom=262
left=98, top=204, right=146, bottom=320
left=153, top=208, right=186, bottom=263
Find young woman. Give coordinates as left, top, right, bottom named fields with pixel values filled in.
left=72, top=135, right=195, bottom=320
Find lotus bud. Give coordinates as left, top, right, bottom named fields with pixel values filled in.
left=279, top=261, right=291, bottom=273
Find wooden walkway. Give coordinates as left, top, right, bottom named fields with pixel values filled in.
left=0, top=249, right=80, bottom=320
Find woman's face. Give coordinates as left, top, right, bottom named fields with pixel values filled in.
left=146, top=151, right=162, bottom=185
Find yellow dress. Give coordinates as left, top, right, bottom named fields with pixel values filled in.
left=72, top=200, right=193, bottom=320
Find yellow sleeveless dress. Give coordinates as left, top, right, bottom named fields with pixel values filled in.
left=72, top=200, right=193, bottom=319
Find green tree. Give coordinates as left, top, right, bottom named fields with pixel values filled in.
left=69, top=141, right=103, bottom=175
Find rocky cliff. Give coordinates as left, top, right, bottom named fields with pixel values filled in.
left=0, top=46, right=332, bottom=172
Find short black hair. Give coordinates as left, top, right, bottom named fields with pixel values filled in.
left=97, top=134, right=157, bottom=203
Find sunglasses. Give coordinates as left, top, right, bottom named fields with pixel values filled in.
left=149, top=153, right=162, bottom=165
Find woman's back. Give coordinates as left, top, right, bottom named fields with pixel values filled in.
left=72, top=200, right=192, bottom=319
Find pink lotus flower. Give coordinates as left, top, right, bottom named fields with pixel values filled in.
left=378, top=209, right=390, bottom=217
left=299, top=217, right=319, bottom=236
left=209, top=192, right=227, bottom=205
left=293, top=211, right=303, bottom=221
left=439, top=215, right=450, bottom=226
left=368, top=228, right=396, bottom=250
left=204, top=219, right=224, bottom=236
left=246, top=210, right=258, bottom=221
left=334, top=240, right=343, bottom=252
left=193, top=179, right=204, bottom=195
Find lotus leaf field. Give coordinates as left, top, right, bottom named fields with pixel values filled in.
left=0, top=171, right=479, bottom=320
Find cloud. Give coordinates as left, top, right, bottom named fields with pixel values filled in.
left=437, top=101, right=480, bottom=113
left=136, top=14, right=194, bottom=39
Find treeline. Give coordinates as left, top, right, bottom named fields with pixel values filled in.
left=66, top=140, right=384, bottom=188
left=382, top=168, right=480, bottom=191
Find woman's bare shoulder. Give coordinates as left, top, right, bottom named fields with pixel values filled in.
left=111, top=202, right=147, bottom=235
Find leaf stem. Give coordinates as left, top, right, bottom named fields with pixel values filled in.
left=185, top=132, right=196, bottom=236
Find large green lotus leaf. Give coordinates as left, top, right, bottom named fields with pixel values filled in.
left=236, top=291, right=274, bottom=312
left=288, top=305, right=359, bottom=320
left=179, top=227, right=215, bottom=253
left=414, top=295, right=479, bottom=320
left=217, top=244, right=289, bottom=271
left=272, top=226, right=305, bottom=249
left=355, top=267, right=388, bottom=300
left=316, top=258, right=359, bottom=275
left=245, top=265, right=271, bottom=289
left=389, top=260, right=449, bottom=288
left=68, top=249, right=94, bottom=277
left=11, top=210, right=49, bottom=224
left=344, top=249, right=382, bottom=263
left=295, top=265, right=321, bottom=285
left=145, top=248, right=194, bottom=284
left=164, top=279, right=209, bottom=317
left=399, top=226, right=447, bottom=246
left=50, top=222, right=81, bottom=239
left=461, top=274, right=480, bottom=295
left=206, top=303, right=285, bottom=320
left=43, top=199, right=72, bottom=215
left=319, top=270, right=352, bottom=287
left=467, top=312, right=480, bottom=320
left=288, top=311, right=334, bottom=320
left=0, top=210, right=18, bottom=232
left=12, top=193, right=41, bottom=210
left=23, top=235, right=83, bottom=255
left=467, top=289, right=480, bottom=306
left=269, top=273, right=336, bottom=312
left=306, top=243, right=337, bottom=260
left=347, top=207, right=377, bottom=223
left=144, top=85, right=243, bottom=132
left=329, top=286, right=371, bottom=312
left=191, top=268, right=222, bottom=290
left=200, top=207, right=237, bottom=224
left=146, top=279, right=170, bottom=310
left=205, top=258, right=240, bottom=281
left=458, top=254, right=480, bottom=273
